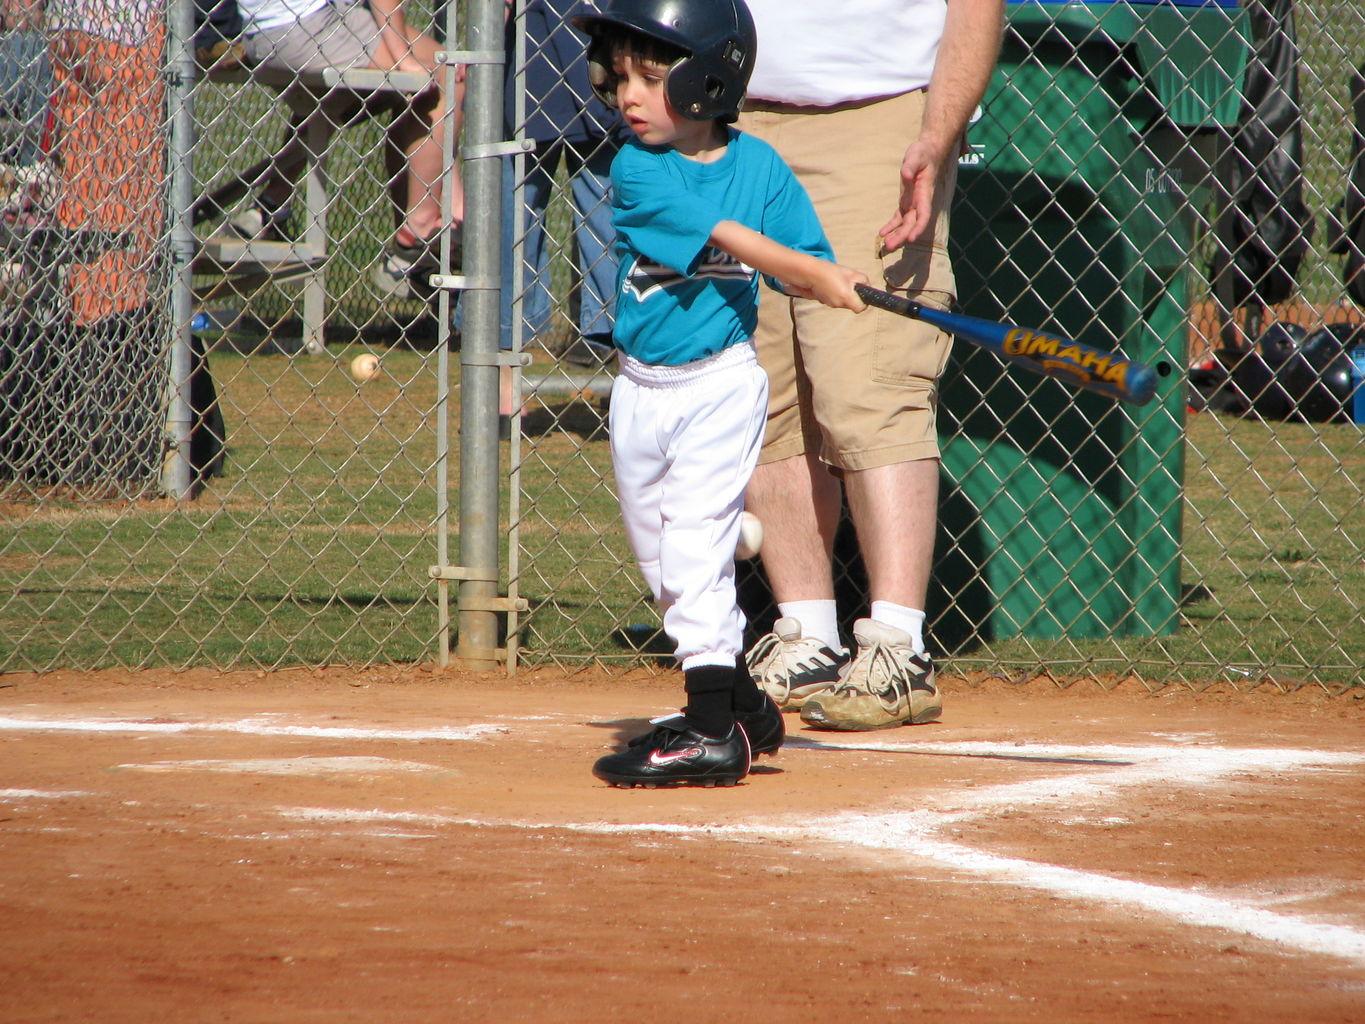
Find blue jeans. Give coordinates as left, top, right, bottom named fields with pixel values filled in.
left=0, top=33, right=51, bottom=165
left=500, top=136, right=617, bottom=347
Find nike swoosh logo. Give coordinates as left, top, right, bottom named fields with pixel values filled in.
left=648, top=746, right=704, bottom=767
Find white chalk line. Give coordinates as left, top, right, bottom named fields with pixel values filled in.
left=6, top=711, right=1364, bottom=965
left=111, top=756, right=454, bottom=776
left=282, top=805, right=723, bottom=837
left=785, top=736, right=1365, bottom=766
left=278, top=740, right=1365, bottom=966
left=0, top=788, right=94, bottom=800
left=880, top=835, right=1365, bottom=964
left=0, top=714, right=502, bottom=742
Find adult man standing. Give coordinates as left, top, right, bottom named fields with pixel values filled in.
left=738, top=0, right=1004, bottom=730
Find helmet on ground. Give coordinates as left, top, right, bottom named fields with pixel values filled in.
left=572, top=0, right=757, bottom=123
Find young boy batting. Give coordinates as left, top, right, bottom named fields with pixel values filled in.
left=572, top=0, right=867, bottom=788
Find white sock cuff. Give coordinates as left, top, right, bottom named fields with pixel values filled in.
left=777, top=599, right=842, bottom=653
left=869, top=601, right=927, bottom=655
left=680, top=652, right=739, bottom=672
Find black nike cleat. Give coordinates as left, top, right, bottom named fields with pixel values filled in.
left=736, top=695, right=785, bottom=757
left=592, top=715, right=751, bottom=788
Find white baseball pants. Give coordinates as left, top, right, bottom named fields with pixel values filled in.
left=610, top=341, right=768, bottom=670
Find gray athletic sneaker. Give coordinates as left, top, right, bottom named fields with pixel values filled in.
left=227, top=202, right=291, bottom=242
left=374, top=241, right=445, bottom=300
left=371, top=227, right=460, bottom=301
left=799, top=618, right=941, bottom=730
left=744, top=616, right=847, bottom=711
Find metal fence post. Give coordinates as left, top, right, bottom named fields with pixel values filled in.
left=453, top=0, right=508, bottom=670
left=163, top=0, right=197, bottom=500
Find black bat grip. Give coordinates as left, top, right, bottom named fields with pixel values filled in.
left=855, top=283, right=922, bottom=320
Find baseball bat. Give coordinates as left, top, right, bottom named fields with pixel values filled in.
left=854, top=284, right=1162, bottom=405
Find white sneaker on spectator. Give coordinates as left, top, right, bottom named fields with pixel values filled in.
left=799, top=618, right=940, bottom=730
left=744, top=616, right=847, bottom=711
left=371, top=227, right=460, bottom=301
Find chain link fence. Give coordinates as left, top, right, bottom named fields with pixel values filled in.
left=0, top=0, right=1361, bottom=690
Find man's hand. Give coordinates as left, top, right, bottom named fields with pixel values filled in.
left=878, top=137, right=953, bottom=252
left=880, top=0, right=1005, bottom=252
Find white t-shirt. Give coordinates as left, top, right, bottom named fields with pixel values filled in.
left=238, top=0, right=332, bottom=35
left=745, top=0, right=947, bottom=106
left=45, top=0, right=157, bottom=44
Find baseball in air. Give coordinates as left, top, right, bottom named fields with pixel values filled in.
left=735, top=511, right=763, bottom=560
left=349, top=352, right=381, bottom=382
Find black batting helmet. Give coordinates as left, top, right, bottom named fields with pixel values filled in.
left=572, top=0, right=757, bottom=123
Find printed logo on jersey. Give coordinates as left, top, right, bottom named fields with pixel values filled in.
left=623, top=247, right=754, bottom=302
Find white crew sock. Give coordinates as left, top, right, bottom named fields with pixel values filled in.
left=777, top=600, right=842, bottom=654
left=869, top=600, right=927, bottom=655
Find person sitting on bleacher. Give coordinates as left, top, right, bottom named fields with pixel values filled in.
left=233, top=0, right=463, bottom=296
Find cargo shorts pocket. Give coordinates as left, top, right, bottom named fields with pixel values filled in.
left=869, top=288, right=955, bottom=386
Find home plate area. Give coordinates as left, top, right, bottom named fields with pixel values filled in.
left=1, top=669, right=1362, bottom=1022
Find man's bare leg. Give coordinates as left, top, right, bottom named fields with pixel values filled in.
left=742, top=451, right=850, bottom=707
left=797, top=456, right=943, bottom=729
left=744, top=451, right=842, bottom=604
left=843, top=457, right=939, bottom=612
left=375, top=32, right=465, bottom=243
left=388, top=87, right=462, bottom=243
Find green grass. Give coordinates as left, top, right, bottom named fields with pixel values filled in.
left=1175, top=415, right=1364, bottom=685
left=1, top=295, right=1360, bottom=688
left=0, top=346, right=445, bottom=670
left=0, top=346, right=645, bottom=673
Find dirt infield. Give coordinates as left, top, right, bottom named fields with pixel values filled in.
left=2, top=666, right=1363, bottom=1023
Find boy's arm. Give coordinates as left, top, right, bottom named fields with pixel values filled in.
left=709, top=220, right=868, bottom=312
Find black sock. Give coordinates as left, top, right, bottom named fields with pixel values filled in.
left=682, top=664, right=735, bottom=738
left=731, top=657, right=765, bottom=713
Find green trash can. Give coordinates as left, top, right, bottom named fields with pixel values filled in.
left=936, top=0, right=1249, bottom=645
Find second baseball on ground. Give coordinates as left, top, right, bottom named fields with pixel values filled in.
left=735, top=511, right=763, bottom=560
left=349, top=353, right=381, bottom=382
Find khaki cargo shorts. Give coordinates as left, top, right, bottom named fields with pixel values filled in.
left=738, top=89, right=957, bottom=471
